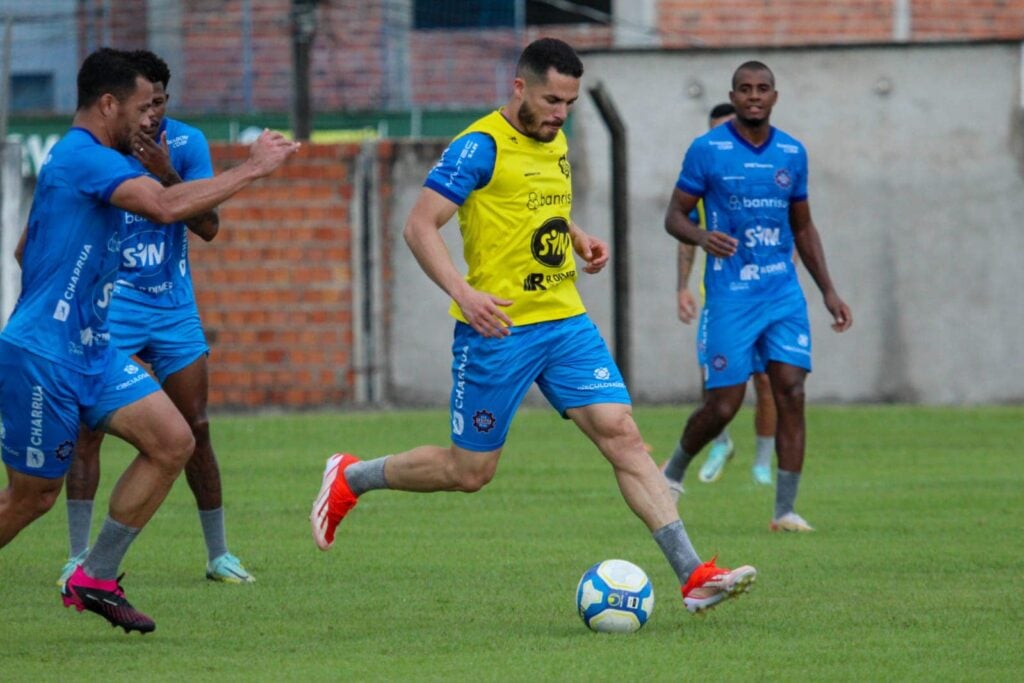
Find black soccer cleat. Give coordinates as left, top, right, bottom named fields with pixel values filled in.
left=61, top=565, right=156, bottom=634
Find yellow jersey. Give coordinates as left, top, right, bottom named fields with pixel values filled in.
left=447, top=110, right=586, bottom=326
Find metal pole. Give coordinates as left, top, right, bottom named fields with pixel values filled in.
left=0, top=16, right=12, bottom=143
left=290, top=0, right=318, bottom=141
left=587, top=81, right=630, bottom=386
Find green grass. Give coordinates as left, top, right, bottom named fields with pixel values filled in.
left=2, top=405, right=1022, bottom=682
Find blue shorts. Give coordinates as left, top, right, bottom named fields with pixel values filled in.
left=0, top=339, right=159, bottom=478
left=109, top=297, right=209, bottom=383
left=696, top=308, right=768, bottom=376
left=698, top=293, right=812, bottom=389
left=449, top=313, right=631, bottom=452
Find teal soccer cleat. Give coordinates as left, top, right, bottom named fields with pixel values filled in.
left=698, top=435, right=735, bottom=483
left=206, top=552, right=256, bottom=584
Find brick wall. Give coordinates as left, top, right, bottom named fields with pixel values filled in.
left=159, top=1, right=1024, bottom=114
left=192, top=142, right=362, bottom=409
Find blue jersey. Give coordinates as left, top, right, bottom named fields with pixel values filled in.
left=675, top=121, right=808, bottom=302
left=1, top=128, right=143, bottom=374
left=115, top=117, right=214, bottom=308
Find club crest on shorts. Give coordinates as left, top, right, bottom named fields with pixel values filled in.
left=472, top=410, right=496, bottom=433
left=711, top=354, right=728, bottom=371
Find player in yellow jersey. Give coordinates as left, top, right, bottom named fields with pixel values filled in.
left=669, top=103, right=778, bottom=495
left=310, top=38, right=756, bottom=615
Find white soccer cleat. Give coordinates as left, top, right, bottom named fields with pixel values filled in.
left=770, top=511, right=815, bottom=532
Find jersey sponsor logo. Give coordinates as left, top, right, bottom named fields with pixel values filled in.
left=52, top=299, right=70, bottom=321
left=728, top=195, right=788, bottom=211
left=774, top=168, right=792, bottom=189
left=452, top=410, right=464, bottom=436
left=79, top=327, right=110, bottom=348
left=530, top=218, right=571, bottom=267
left=760, top=261, right=788, bottom=275
left=740, top=264, right=761, bottom=281
left=526, top=191, right=572, bottom=211
left=744, top=162, right=773, bottom=169
left=523, top=273, right=547, bottom=291
left=744, top=225, right=782, bottom=248
left=593, top=367, right=610, bottom=380
left=438, top=138, right=478, bottom=189
left=61, top=244, right=94, bottom=304
left=472, top=409, right=496, bottom=433
left=95, top=282, right=115, bottom=310
left=167, top=134, right=189, bottom=149
left=710, top=140, right=733, bottom=150
left=122, top=241, right=167, bottom=269
left=776, top=143, right=800, bottom=154
left=523, top=270, right=576, bottom=291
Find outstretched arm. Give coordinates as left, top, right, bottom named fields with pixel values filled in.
left=402, top=187, right=513, bottom=338
left=111, top=129, right=298, bottom=227
left=790, top=200, right=852, bottom=332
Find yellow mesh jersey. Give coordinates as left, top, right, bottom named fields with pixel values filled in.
left=447, top=110, right=586, bottom=326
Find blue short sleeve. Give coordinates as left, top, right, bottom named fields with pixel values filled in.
left=791, top=146, right=809, bottom=202
left=424, top=132, right=496, bottom=205
left=674, top=139, right=708, bottom=198
left=178, top=128, right=214, bottom=181
left=67, top=135, right=142, bottom=202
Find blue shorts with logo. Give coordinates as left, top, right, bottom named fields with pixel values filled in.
left=0, top=338, right=159, bottom=478
left=449, top=313, right=631, bottom=452
left=698, top=292, right=812, bottom=389
left=109, top=296, right=209, bottom=383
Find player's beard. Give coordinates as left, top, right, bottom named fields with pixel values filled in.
left=517, top=101, right=558, bottom=142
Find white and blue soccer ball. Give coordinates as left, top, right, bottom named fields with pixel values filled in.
left=576, top=559, right=654, bottom=633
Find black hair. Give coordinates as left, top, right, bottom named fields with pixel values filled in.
left=516, top=37, right=583, bottom=81
left=731, top=60, right=775, bottom=89
left=129, top=49, right=171, bottom=90
left=709, top=102, right=736, bottom=120
left=76, top=47, right=145, bottom=110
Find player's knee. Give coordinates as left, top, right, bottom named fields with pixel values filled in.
left=12, top=480, right=62, bottom=521
left=774, top=380, right=805, bottom=408
left=188, top=415, right=211, bottom=446
left=159, top=426, right=196, bottom=471
left=455, top=469, right=493, bottom=493
left=706, top=397, right=740, bottom=424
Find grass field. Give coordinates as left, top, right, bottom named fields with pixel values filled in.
left=2, top=405, right=1021, bottom=682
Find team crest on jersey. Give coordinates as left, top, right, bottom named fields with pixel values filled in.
left=558, top=154, right=571, bottom=179
left=472, top=410, right=496, bottom=433
left=774, top=169, right=792, bottom=189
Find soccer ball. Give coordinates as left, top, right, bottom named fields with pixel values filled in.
left=576, top=559, right=654, bottom=633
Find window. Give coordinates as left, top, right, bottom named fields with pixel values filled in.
left=414, top=1, right=611, bottom=29
left=10, top=73, right=55, bottom=113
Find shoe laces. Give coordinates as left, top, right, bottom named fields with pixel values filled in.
left=682, top=556, right=728, bottom=594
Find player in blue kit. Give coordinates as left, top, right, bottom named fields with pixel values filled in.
left=0, top=48, right=297, bottom=633
left=661, top=61, right=852, bottom=532
left=57, top=50, right=254, bottom=587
